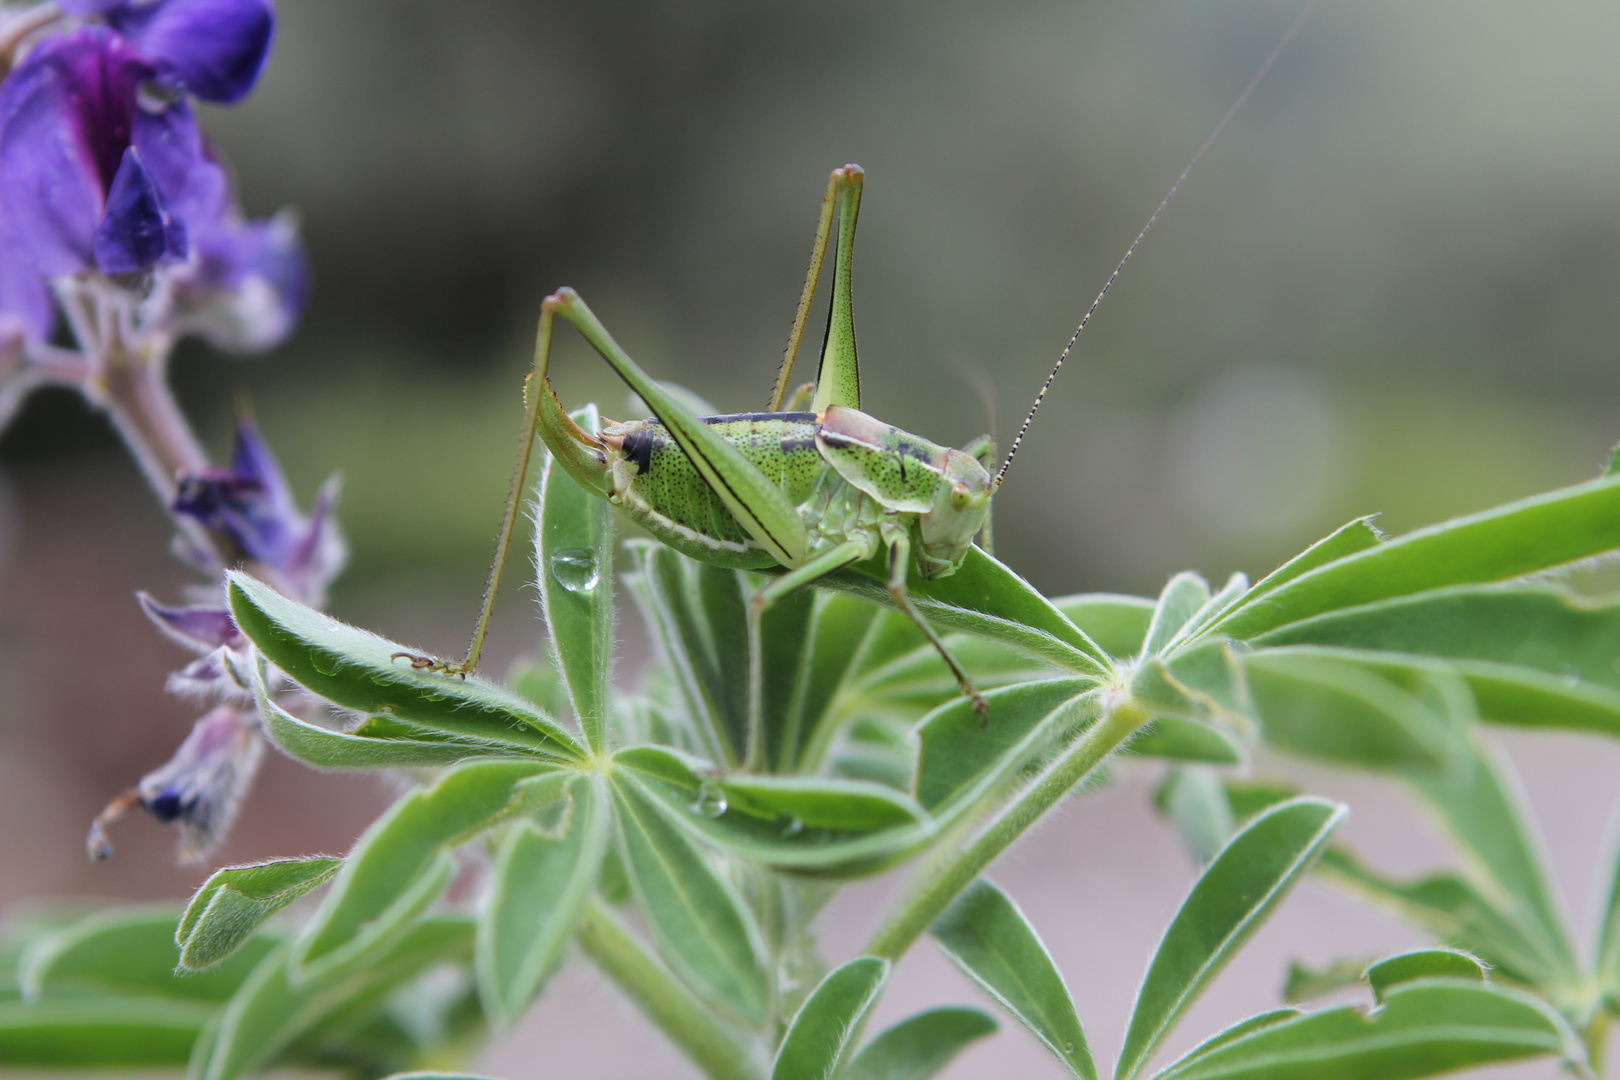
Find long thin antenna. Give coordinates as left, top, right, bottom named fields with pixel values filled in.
left=994, top=1, right=1317, bottom=488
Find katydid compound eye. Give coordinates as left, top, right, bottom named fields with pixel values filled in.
left=950, top=482, right=971, bottom=511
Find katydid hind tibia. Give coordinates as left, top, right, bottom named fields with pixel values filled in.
left=398, top=8, right=1313, bottom=768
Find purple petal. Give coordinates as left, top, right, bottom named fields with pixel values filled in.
left=93, top=145, right=186, bottom=272
left=0, top=208, right=54, bottom=345
left=0, top=29, right=152, bottom=274
left=55, top=0, right=128, bottom=13
left=130, top=89, right=228, bottom=233
left=109, top=0, right=275, bottom=105
left=172, top=210, right=307, bottom=351
left=285, top=473, right=346, bottom=605
left=228, top=414, right=293, bottom=512
left=137, top=592, right=239, bottom=652
left=136, top=705, right=263, bottom=862
left=173, top=466, right=296, bottom=565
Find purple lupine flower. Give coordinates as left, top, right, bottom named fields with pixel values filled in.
left=172, top=415, right=345, bottom=605
left=58, top=0, right=275, bottom=105
left=137, top=591, right=253, bottom=700
left=87, top=703, right=263, bottom=862
left=0, top=26, right=230, bottom=276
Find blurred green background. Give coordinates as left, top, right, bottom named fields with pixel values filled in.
left=7, top=0, right=1617, bottom=605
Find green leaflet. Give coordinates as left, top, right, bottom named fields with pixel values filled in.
left=843, top=1007, right=998, bottom=1080
left=624, top=541, right=751, bottom=766
left=931, top=879, right=1095, bottom=1080
left=1252, top=585, right=1620, bottom=693
left=607, top=772, right=769, bottom=1025
left=1242, top=650, right=1464, bottom=771
left=292, top=760, right=569, bottom=984
left=816, top=545, right=1113, bottom=676
left=614, top=745, right=932, bottom=875
left=178, top=858, right=340, bottom=971
left=477, top=774, right=610, bottom=1026
left=24, top=906, right=279, bottom=1000
left=258, top=692, right=528, bottom=770
left=1140, top=572, right=1212, bottom=657
left=1126, top=719, right=1244, bottom=765
left=0, top=998, right=213, bottom=1066
left=1116, top=798, right=1345, bottom=1080
left=228, top=573, right=583, bottom=760
left=1207, top=474, right=1620, bottom=641
left=1202, top=517, right=1383, bottom=634
left=1314, top=848, right=1558, bottom=988
left=771, top=957, right=889, bottom=1080
left=1282, top=959, right=1370, bottom=1004
left=1364, top=949, right=1486, bottom=1003
left=192, top=917, right=475, bottom=1080
left=912, top=677, right=1099, bottom=817
left=1153, top=768, right=1237, bottom=866
left=537, top=405, right=615, bottom=755
left=1055, top=593, right=1156, bottom=659
left=1152, top=980, right=1577, bottom=1080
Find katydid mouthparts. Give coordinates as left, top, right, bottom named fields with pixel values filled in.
left=396, top=4, right=1315, bottom=770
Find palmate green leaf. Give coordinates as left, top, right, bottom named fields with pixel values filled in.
left=1152, top=980, right=1579, bottom=1080
left=624, top=540, right=750, bottom=766
left=1363, top=949, right=1485, bottom=1003
left=931, top=879, right=1096, bottom=1080
left=1126, top=719, right=1244, bottom=765
left=913, top=677, right=1099, bottom=817
left=1206, top=474, right=1620, bottom=641
left=537, top=405, right=614, bottom=755
left=23, top=906, right=278, bottom=1001
left=178, top=858, right=340, bottom=971
left=228, top=573, right=583, bottom=761
left=477, top=774, right=610, bottom=1027
left=1315, top=848, right=1558, bottom=987
left=1055, top=593, right=1155, bottom=659
left=771, top=957, right=889, bottom=1080
left=1252, top=585, right=1620, bottom=693
left=1242, top=651, right=1463, bottom=771
left=1131, top=641, right=1252, bottom=729
left=615, top=745, right=933, bottom=875
left=816, top=545, right=1113, bottom=677
left=193, top=917, right=474, bottom=1080
left=607, top=772, right=769, bottom=1025
left=292, top=760, right=570, bottom=984
left=1116, top=798, right=1345, bottom=1080
left=844, top=1007, right=998, bottom=1080
left=0, top=998, right=213, bottom=1066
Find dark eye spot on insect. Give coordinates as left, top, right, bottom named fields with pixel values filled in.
left=951, top=483, right=971, bottom=511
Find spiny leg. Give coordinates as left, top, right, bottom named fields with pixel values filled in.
left=744, top=539, right=869, bottom=773
left=882, top=524, right=989, bottom=720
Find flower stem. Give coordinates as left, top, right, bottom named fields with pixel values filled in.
left=864, top=693, right=1150, bottom=961
left=578, top=898, right=763, bottom=1080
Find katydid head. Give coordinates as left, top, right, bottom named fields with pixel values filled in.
left=914, top=447, right=993, bottom=578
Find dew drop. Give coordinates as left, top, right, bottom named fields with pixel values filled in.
left=310, top=652, right=340, bottom=677
left=776, top=812, right=803, bottom=838
left=691, top=781, right=728, bottom=819
left=1064, top=1043, right=1076, bottom=1054
left=1559, top=665, right=1581, bottom=688
left=549, top=548, right=600, bottom=593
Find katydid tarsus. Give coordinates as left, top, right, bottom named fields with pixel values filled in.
left=397, top=7, right=1314, bottom=771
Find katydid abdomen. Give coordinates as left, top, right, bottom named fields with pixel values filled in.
left=596, top=406, right=992, bottom=579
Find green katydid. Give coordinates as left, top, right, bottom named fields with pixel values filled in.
left=398, top=9, right=1313, bottom=771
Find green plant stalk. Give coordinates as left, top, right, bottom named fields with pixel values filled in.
left=865, top=693, right=1151, bottom=961
left=578, top=897, right=763, bottom=1080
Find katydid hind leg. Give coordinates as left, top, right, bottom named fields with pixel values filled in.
left=883, top=527, right=989, bottom=720
left=769, top=168, right=843, bottom=412
left=548, top=289, right=811, bottom=569
left=810, top=166, right=864, bottom=415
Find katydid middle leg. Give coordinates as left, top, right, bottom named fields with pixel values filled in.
left=880, top=522, right=990, bottom=720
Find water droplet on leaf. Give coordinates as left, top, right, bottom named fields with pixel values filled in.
left=310, top=652, right=340, bottom=677
left=776, top=813, right=803, bottom=837
left=549, top=548, right=599, bottom=593
left=691, top=781, right=727, bottom=819
left=1064, top=1043, right=1076, bottom=1054
left=1559, top=665, right=1581, bottom=688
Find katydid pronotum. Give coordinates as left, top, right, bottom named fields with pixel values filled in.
left=397, top=8, right=1314, bottom=770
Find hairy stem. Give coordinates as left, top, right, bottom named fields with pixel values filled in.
left=865, top=693, right=1150, bottom=961
left=578, top=898, right=763, bottom=1080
